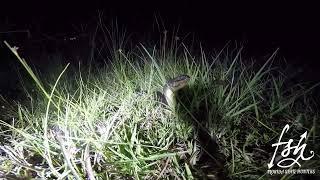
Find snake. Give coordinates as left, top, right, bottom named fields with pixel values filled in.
left=157, top=74, right=191, bottom=108
left=157, top=75, right=227, bottom=108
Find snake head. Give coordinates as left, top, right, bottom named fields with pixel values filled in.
left=166, top=75, right=190, bottom=92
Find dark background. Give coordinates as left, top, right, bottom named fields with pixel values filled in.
left=1, top=1, right=319, bottom=95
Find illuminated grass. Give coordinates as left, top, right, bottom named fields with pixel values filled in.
left=0, top=26, right=319, bottom=179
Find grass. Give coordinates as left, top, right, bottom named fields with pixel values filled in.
left=0, top=22, right=319, bottom=179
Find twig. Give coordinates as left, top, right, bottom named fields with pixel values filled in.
left=55, top=130, right=82, bottom=180
left=0, top=30, right=31, bottom=38
left=156, top=157, right=171, bottom=180
left=84, top=144, right=95, bottom=180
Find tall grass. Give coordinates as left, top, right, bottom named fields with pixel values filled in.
left=0, top=23, right=319, bottom=179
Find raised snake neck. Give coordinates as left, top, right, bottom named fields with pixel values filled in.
left=157, top=75, right=226, bottom=108
left=161, top=75, right=190, bottom=108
